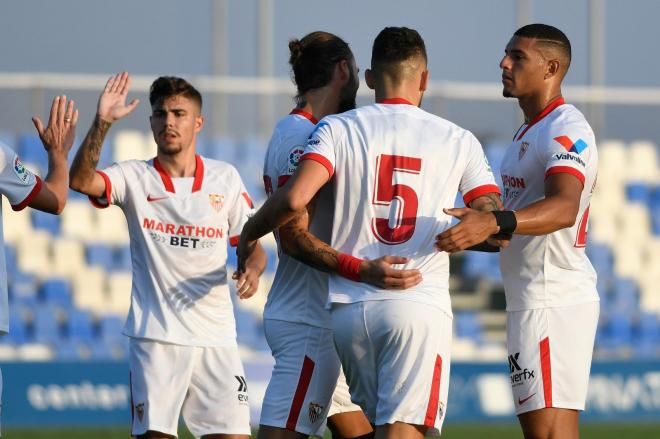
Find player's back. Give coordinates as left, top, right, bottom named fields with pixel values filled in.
left=303, top=100, right=498, bottom=315
left=263, top=110, right=334, bottom=329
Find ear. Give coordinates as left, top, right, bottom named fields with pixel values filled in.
left=336, top=59, right=350, bottom=84
left=545, top=59, right=560, bottom=80
left=419, top=69, right=429, bottom=92
left=365, top=69, right=375, bottom=90
left=195, top=115, right=205, bottom=133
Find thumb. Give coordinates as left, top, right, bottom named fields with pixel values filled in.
left=127, top=99, right=140, bottom=112
left=382, top=255, right=409, bottom=265
left=31, top=117, right=45, bottom=137
left=443, top=207, right=469, bottom=219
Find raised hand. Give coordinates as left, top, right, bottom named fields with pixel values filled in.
left=32, top=95, right=79, bottom=158
left=435, top=207, right=500, bottom=253
left=359, top=256, right=423, bottom=290
left=97, top=72, right=140, bottom=123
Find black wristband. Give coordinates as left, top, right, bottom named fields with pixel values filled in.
left=492, top=210, right=517, bottom=235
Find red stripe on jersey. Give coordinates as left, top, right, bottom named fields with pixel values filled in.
left=286, top=355, right=315, bottom=431
left=153, top=158, right=175, bottom=193
left=540, top=337, right=553, bottom=408
left=192, top=155, right=204, bottom=192
left=462, top=184, right=501, bottom=206
left=277, top=175, right=291, bottom=188
left=424, top=355, right=443, bottom=427
left=378, top=98, right=415, bottom=105
left=300, top=153, right=334, bottom=179
left=544, top=166, right=585, bottom=186
left=290, top=108, right=318, bottom=125
left=12, top=175, right=42, bottom=211
left=229, top=235, right=240, bottom=247
left=516, top=97, right=565, bottom=141
left=89, top=171, right=112, bottom=209
left=242, top=192, right=254, bottom=208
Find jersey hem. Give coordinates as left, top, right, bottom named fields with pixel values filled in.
left=505, top=297, right=600, bottom=313
left=11, top=175, right=42, bottom=211
left=329, top=295, right=453, bottom=319
left=124, top=333, right=239, bottom=348
left=89, top=170, right=112, bottom=208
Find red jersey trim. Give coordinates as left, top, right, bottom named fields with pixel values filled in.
left=544, top=166, right=585, bottom=186
left=290, top=108, right=318, bottom=125
left=378, top=98, right=415, bottom=105
left=286, top=355, right=315, bottom=431
left=12, top=175, right=43, bottom=211
left=424, top=355, right=443, bottom=427
left=516, top=97, right=566, bottom=141
left=540, top=337, right=553, bottom=408
left=153, top=158, right=175, bottom=193
left=229, top=235, right=240, bottom=247
left=277, top=175, right=291, bottom=188
left=89, top=170, right=112, bottom=209
left=462, top=184, right=501, bottom=206
left=242, top=192, right=254, bottom=208
left=192, top=155, right=204, bottom=192
left=300, top=153, right=334, bottom=179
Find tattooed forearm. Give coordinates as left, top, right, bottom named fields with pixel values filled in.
left=70, top=115, right=112, bottom=191
left=279, top=207, right=338, bottom=273
left=469, top=192, right=503, bottom=212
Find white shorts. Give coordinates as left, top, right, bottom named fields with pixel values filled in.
left=507, top=301, right=599, bottom=415
left=129, top=338, right=250, bottom=437
left=331, top=300, right=452, bottom=435
left=260, top=319, right=361, bottom=436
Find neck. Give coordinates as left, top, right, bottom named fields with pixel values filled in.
left=301, top=87, right=341, bottom=121
left=374, top=82, right=422, bottom=106
left=156, top=147, right=197, bottom=177
left=518, top=86, right=563, bottom=122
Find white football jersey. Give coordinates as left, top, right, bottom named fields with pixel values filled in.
left=262, top=109, right=334, bottom=329
left=91, top=155, right=254, bottom=346
left=302, top=99, right=500, bottom=316
left=0, top=142, right=42, bottom=334
left=499, top=98, right=599, bottom=311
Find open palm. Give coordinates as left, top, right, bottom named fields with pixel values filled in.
left=97, top=72, right=140, bottom=123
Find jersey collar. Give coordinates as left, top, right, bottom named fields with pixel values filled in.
left=378, top=98, right=415, bottom=105
left=152, top=155, right=204, bottom=193
left=515, top=96, right=566, bottom=141
left=290, top=108, right=318, bottom=125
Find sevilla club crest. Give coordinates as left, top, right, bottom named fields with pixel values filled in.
left=308, top=402, right=324, bottom=424
left=209, top=194, right=225, bottom=212
left=519, top=141, right=529, bottom=160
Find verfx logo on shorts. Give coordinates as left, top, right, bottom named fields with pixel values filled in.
left=508, top=352, right=535, bottom=386
left=235, top=375, right=248, bottom=405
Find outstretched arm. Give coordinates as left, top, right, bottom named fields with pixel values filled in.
left=28, top=95, right=79, bottom=214
left=69, top=72, right=140, bottom=197
left=279, top=200, right=422, bottom=290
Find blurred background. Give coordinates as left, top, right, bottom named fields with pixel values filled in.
left=1, top=0, right=659, bottom=437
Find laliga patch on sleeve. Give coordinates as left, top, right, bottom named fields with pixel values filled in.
left=13, top=155, right=33, bottom=185
left=287, top=146, right=305, bottom=174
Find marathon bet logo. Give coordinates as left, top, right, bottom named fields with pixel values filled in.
left=235, top=375, right=249, bottom=404
left=508, top=352, right=535, bottom=386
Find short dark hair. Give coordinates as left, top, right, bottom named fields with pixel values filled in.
left=514, top=23, right=571, bottom=67
left=371, top=27, right=427, bottom=84
left=149, top=76, right=202, bottom=110
left=288, top=31, right=353, bottom=102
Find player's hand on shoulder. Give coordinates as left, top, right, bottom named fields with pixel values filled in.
left=32, top=95, right=79, bottom=158
left=436, top=207, right=500, bottom=253
left=359, top=256, right=422, bottom=290
left=97, top=72, right=140, bottom=123
left=232, top=269, right=260, bottom=300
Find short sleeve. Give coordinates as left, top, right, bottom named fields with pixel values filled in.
left=540, top=129, right=592, bottom=187
left=228, top=168, right=256, bottom=247
left=88, top=162, right=128, bottom=208
left=300, top=120, right=336, bottom=180
left=0, top=143, right=42, bottom=211
left=459, top=134, right=501, bottom=205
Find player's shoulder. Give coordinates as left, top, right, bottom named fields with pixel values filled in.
left=0, top=141, right=14, bottom=169
left=545, top=104, right=595, bottom=139
left=199, top=156, right=239, bottom=176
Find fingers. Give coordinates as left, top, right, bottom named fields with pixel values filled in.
left=31, top=117, right=44, bottom=137
left=71, top=109, right=80, bottom=127
left=49, top=95, right=60, bottom=125
left=235, top=273, right=258, bottom=299
left=126, top=98, right=140, bottom=113
left=57, top=95, right=67, bottom=122
left=110, top=73, right=125, bottom=93
left=120, top=73, right=131, bottom=95
left=382, top=271, right=423, bottom=290
left=381, top=255, right=409, bottom=265
left=104, top=74, right=118, bottom=92
left=443, top=207, right=469, bottom=219
left=64, top=98, right=75, bottom=123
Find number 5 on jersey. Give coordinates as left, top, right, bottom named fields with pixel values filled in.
left=371, top=154, right=422, bottom=245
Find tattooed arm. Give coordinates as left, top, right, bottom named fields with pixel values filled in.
left=278, top=199, right=422, bottom=290
left=69, top=72, right=140, bottom=196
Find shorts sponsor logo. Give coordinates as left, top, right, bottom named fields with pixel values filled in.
left=308, top=402, right=324, bottom=424
left=208, top=194, right=224, bottom=212
left=509, top=352, right=535, bottom=387
left=13, top=156, right=31, bottom=184
left=135, top=402, right=145, bottom=422
left=518, top=141, right=529, bottom=160
left=235, top=375, right=248, bottom=405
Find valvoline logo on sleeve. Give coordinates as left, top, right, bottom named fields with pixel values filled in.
left=554, top=136, right=588, bottom=154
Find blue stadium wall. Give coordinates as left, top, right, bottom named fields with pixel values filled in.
left=2, top=360, right=659, bottom=427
